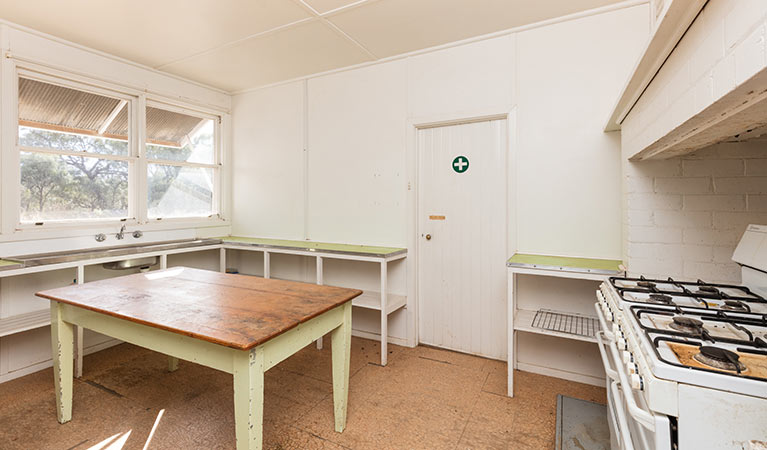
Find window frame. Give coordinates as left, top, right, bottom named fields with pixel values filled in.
left=143, top=99, right=222, bottom=222
left=3, top=62, right=228, bottom=236
left=16, top=69, right=139, bottom=227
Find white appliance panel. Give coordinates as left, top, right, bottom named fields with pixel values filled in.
left=677, top=384, right=767, bottom=449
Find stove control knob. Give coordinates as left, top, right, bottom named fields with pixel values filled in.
left=618, top=337, right=628, bottom=350
left=630, top=374, right=643, bottom=391
left=622, top=351, right=633, bottom=364
left=628, top=363, right=638, bottom=374
left=613, top=324, right=621, bottom=336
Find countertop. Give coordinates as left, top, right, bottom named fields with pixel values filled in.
left=0, top=236, right=407, bottom=273
left=221, top=236, right=407, bottom=258
left=0, top=238, right=222, bottom=271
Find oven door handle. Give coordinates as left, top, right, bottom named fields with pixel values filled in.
left=594, top=300, right=615, bottom=341
left=608, top=341, right=656, bottom=431
left=610, top=381, right=636, bottom=450
left=596, top=330, right=619, bottom=381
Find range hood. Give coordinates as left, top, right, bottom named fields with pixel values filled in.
left=631, top=68, right=767, bottom=160
left=607, top=0, right=767, bottom=160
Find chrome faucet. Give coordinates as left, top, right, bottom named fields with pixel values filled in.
left=116, top=224, right=127, bottom=240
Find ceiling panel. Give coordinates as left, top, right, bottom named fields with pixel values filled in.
left=302, top=0, right=364, bottom=14
left=328, top=0, right=626, bottom=58
left=0, top=0, right=310, bottom=68
left=162, top=20, right=373, bottom=92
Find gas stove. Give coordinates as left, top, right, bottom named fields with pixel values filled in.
left=595, top=224, right=767, bottom=450
left=628, top=304, right=767, bottom=396
left=609, top=276, right=767, bottom=314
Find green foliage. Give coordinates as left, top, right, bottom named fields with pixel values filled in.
left=20, top=153, right=71, bottom=214
left=20, top=125, right=212, bottom=222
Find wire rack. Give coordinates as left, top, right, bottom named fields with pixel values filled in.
left=531, top=309, right=599, bottom=338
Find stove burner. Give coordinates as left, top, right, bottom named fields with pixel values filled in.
left=697, top=285, right=719, bottom=293
left=722, top=300, right=750, bottom=312
left=696, top=285, right=720, bottom=296
left=693, top=346, right=746, bottom=373
left=648, top=294, right=674, bottom=304
left=669, top=316, right=704, bottom=334
left=637, top=281, right=656, bottom=289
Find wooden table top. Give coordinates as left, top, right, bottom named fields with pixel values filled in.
left=36, top=267, right=362, bottom=350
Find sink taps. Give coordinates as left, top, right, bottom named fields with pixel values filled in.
left=116, top=224, right=127, bottom=240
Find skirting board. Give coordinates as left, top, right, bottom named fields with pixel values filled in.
left=352, top=328, right=412, bottom=347
left=418, top=341, right=506, bottom=362
left=0, top=338, right=121, bottom=384
left=517, top=362, right=606, bottom=388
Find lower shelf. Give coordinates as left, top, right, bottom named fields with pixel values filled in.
left=0, top=309, right=50, bottom=337
left=353, top=291, right=407, bottom=315
left=513, top=308, right=598, bottom=343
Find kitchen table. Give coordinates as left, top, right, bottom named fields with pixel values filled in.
left=36, top=267, right=361, bottom=450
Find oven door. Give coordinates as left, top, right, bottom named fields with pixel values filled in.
left=596, top=326, right=673, bottom=450
left=598, top=330, right=634, bottom=450
left=610, top=378, right=672, bottom=450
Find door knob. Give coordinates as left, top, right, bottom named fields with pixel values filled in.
left=425, top=234, right=432, bottom=240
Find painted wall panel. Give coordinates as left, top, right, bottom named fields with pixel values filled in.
left=231, top=81, right=305, bottom=239
left=306, top=60, right=408, bottom=246
left=407, top=35, right=515, bottom=119
left=516, top=4, right=648, bottom=259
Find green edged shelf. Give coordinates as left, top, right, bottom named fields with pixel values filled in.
left=221, top=236, right=406, bottom=258
left=507, top=253, right=623, bottom=276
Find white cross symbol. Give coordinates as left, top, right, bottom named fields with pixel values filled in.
left=454, top=157, right=468, bottom=171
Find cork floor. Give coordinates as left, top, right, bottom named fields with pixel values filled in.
left=0, top=337, right=606, bottom=449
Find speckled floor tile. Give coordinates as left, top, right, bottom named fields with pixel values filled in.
left=0, top=338, right=605, bottom=449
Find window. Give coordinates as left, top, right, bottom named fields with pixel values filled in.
left=145, top=105, right=218, bottom=219
left=16, top=72, right=222, bottom=227
left=18, top=77, right=132, bottom=223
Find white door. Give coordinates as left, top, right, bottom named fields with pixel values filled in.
left=417, top=119, right=507, bottom=360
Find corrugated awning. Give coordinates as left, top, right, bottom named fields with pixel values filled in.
left=146, top=106, right=207, bottom=147
left=18, top=78, right=206, bottom=147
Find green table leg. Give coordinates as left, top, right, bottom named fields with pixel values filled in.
left=331, top=302, right=352, bottom=432
left=168, top=356, right=179, bottom=372
left=50, top=302, right=74, bottom=424
left=233, top=347, right=265, bottom=450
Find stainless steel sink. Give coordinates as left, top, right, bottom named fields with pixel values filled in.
left=8, top=238, right=221, bottom=268
left=102, top=256, right=159, bottom=270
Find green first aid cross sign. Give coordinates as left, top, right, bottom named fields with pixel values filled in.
left=452, top=155, right=469, bottom=173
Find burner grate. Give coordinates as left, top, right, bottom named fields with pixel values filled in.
left=531, top=309, right=599, bottom=338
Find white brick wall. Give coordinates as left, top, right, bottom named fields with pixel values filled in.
left=622, top=1, right=767, bottom=157
left=623, top=140, right=767, bottom=283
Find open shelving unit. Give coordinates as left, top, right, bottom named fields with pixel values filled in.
left=219, top=236, right=407, bottom=366
left=507, top=253, right=623, bottom=397
left=352, top=291, right=407, bottom=314
left=0, top=241, right=222, bottom=381
left=0, top=309, right=50, bottom=337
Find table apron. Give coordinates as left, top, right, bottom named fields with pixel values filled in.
left=260, top=303, right=347, bottom=372
left=56, top=301, right=350, bottom=375
left=58, top=303, right=238, bottom=374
